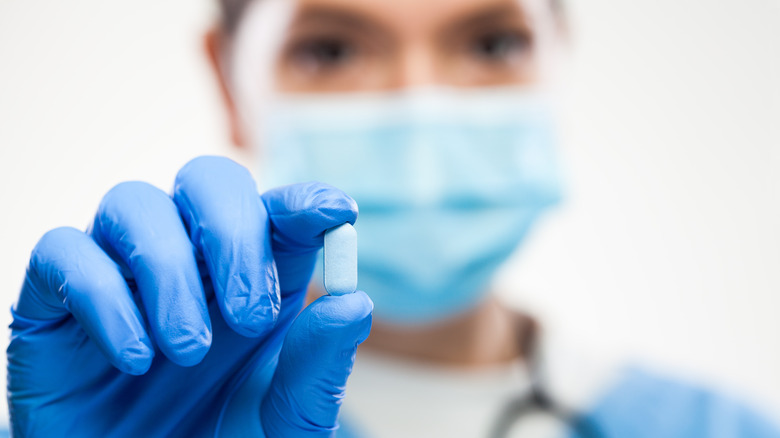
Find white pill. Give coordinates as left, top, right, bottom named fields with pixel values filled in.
left=323, top=223, right=358, bottom=296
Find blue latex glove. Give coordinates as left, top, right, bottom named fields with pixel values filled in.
left=571, top=367, right=780, bottom=438
left=7, top=156, right=373, bottom=437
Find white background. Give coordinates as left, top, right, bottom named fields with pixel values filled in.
left=0, top=0, right=778, bottom=428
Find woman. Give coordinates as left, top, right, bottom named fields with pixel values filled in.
left=7, top=0, right=780, bottom=437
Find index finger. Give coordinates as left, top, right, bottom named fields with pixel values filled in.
left=260, top=182, right=358, bottom=296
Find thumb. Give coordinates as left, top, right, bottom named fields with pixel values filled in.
left=261, top=291, right=373, bottom=437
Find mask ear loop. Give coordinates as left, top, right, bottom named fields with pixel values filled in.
left=488, top=314, right=605, bottom=438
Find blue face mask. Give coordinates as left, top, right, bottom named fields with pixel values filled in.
left=258, top=87, right=563, bottom=324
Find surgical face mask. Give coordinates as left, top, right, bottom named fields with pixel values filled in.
left=256, top=87, right=563, bottom=324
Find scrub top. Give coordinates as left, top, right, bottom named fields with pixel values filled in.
left=336, top=338, right=780, bottom=438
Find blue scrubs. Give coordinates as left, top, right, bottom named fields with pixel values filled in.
left=335, top=366, right=780, bottom=438
left=569, top=367, right=780, bottom=438
left=2, top=368, right=776, bottom=437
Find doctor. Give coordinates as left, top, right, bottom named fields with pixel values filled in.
left=7, top=0, right=780, bottom=437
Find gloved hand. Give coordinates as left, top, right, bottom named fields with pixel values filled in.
left=7, top=156, right=373, bottom=438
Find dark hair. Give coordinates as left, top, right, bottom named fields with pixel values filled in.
left=217, top=0, right=564, bottom=35
left=218, top=0, right=252, bottom=35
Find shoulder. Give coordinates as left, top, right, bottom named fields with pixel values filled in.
left=581, top=366, right=780, bottom=438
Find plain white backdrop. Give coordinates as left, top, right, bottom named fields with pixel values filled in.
left=0, top=0, right=778, bottom=428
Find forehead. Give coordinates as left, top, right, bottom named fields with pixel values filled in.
left=286, top=0, right=552, bottom=32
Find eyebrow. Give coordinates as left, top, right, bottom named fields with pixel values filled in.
left=441, top=3, right=529, bottom=36
left=288, top=5, right=391, bottom=35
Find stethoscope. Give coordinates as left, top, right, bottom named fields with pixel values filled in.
left=488, top=317, right=605, bottom=438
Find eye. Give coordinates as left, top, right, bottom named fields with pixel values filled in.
left=470, top=30, right=531, bottom=62
left=289, top=36, right=355, bottom=72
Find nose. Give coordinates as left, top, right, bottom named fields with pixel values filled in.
left=390, top=42, right=443, bottom=89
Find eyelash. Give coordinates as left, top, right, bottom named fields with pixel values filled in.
left=469, top=30, right=532, bottom=62
left=283, top=27, right=532, bottom=73
left=288, top=36, right=355, bottom=70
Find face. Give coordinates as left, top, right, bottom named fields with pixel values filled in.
left=272, top=0, right=563, bottom=93
left=205, top=0, right=567, bottom=323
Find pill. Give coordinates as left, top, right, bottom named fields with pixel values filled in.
left=323, top=223, right=358, bottom=296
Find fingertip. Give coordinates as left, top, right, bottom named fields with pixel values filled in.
left=221, top=282, right=280, bottom=339
left=161, top=328, right=213, bottom=367
left=212, top=256, right=279, bottom=338
left=300, top=290, right=373, bottom=343
left=223, top=304, right=278, bottom=338
left=261, top=182, right=360, bottom=252
left=343, top=291, right=374, bottom=345
left=115, top=342, right=155, bottom=376
left=353, top=290, right=374, bottom=310
left=316, top=290, right=374, bottom=319
left=301, top=181, right=359, bottom=225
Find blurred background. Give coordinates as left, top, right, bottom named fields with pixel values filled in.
left=0, top=0, right=778, bottom=429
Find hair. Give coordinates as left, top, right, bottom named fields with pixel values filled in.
left=218, top=0, right=252, bottom=35
left=217, top=0, right=564, bottom=35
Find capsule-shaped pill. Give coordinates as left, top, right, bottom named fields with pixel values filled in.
left=323, top=223, right=358, bottom=296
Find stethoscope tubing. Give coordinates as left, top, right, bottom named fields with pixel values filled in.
left=488, top=318, right=605, bottom=438
left=488, top=382, right=604, bottom=438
